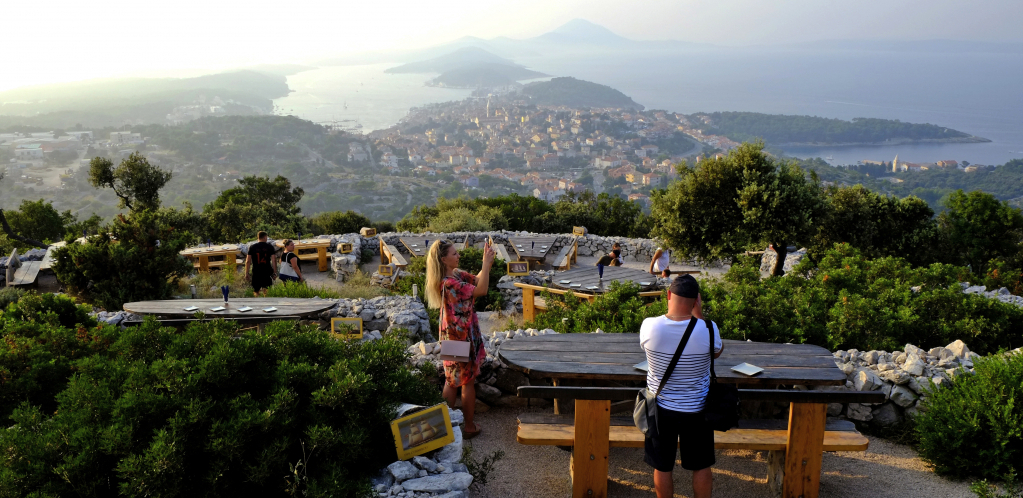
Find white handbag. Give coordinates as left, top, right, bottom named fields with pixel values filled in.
left=439, top=340, right=471, bottom=362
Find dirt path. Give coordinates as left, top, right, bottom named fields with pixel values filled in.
left=465, top=406, right=973, bottom=498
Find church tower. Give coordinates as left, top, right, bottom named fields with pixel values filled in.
left=893, top=154, right=899, bottom=173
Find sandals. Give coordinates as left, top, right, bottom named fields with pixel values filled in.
left=464, top=422, right=482, bottom=440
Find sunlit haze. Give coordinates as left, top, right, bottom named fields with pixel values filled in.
left=2, top=0, right=1021, bottom=91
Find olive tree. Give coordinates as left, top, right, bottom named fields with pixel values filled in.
left=88, top=152, right=172, bottom=213
left=650, top=142, right=826, bottom=276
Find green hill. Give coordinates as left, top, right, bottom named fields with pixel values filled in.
left=521, top=77, right=643, bottom=110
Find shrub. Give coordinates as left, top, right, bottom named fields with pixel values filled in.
left=51, top=210, right=193, bottom=310
left=426, top=207, right=493, bottom=233
left=524, top=281, right=667, bottom=334
left=915, top=353, right=1023, bottom=479
left=308, top=210, right=371, bottom=235
left=701, top=244, right=1023, bottom=354
left=0, top=316, right=440, bottom=496
left=0, top=287, right=25, bottom=310
left=266, top=279, right=342, bottom=299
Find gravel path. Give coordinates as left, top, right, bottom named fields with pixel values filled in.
left=465, top=405, right=973, bottom=498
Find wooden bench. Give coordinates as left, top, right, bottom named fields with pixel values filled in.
left=380, top=242, right=408, bottom=269
left=516, top=385, right=885, bottom=498
left=514, top=282, right=662, bottom=321
left=491, top=242, right=512, bottom=263
left=5, top=249, right=42, bottom=287
left=552, top=238, right=579, bottom=270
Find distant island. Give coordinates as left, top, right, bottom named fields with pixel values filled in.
left=688, top=112, right=989, bottom=146
left=521, top=77, right=644, bottom=110
left=386, top=47, right=548, bottom=89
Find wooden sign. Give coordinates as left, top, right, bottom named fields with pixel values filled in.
left=572, top=226, right=588, bottom=236
left=378, top=264, right=394, bottom=276
left=360, top=227, right=377, bottom=237
left=338, top=242, right=354, bottom=254
left=330, top=317, right=363, bottom=339
left=507, top=261, right=529, bottom=276
left=391, top=403, right=455, bottom=460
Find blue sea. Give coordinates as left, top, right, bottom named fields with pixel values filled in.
left=275, top=47, right=1023, bottom=166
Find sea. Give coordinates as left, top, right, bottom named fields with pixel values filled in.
left=273, top=47, right=1023, bottom=166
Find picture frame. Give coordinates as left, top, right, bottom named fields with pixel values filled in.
left=360, top=227, right=377, bottom=237
left=331, top=317, right=364, bottom=339
left=378, top=264, right=394, bottom=276
left=338, top=242, right=354, bottom=254
left=572, top=226, right=587, bottom=237
left=507, top=261, right=529, bottom=276
left=390, top=403, right=455, bottom=460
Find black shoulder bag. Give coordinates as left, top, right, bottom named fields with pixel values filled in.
left=634, top=318, right=698, bottom=436
left=703, top=320, right=740, bottom=431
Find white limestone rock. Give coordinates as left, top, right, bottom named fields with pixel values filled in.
left=401, top=473, right=473, bottom=493
left=388, top=461, right=419, bottom=482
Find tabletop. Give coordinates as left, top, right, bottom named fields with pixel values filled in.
left=123, top=298, right=336, bottom=318
left=291, top=239, right=331, bottom=248
left=398, top=237, right=438, bottom=257
left=508, top=236, right=558, bottom=261
left=548, top=265, right=658, bottom=293
left=498, top=333, right=845, bottom=386
left=180, top=245, right=241, bottom=257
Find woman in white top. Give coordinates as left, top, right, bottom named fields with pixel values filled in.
left=649, top=247, right=670, bottom=277
left=278, top=239, right=304, bottom=283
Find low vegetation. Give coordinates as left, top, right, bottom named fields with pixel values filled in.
left=0, top=293, right=439, bottom=497
left=523, top=281, right=666, bottom=334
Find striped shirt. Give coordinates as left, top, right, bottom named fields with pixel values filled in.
left=640, top=316, right=722, bottom=413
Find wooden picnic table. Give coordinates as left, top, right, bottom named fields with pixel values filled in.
left=123, top=298, right=335, bottom=318
left=180, top=245, right=242, bottom=271
left=289, top=239, right=332, bottom=272
left=398, top=237, right=437, bottom=258
left=507, top=236, right=558, bottom=265
left=500, top=333, right=849, bottom=498
left=548, top=265, right=658, bottom=294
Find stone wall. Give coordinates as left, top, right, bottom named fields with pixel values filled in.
left=323, top=295, right=435, bottom=343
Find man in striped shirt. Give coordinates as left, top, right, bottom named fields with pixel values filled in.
left=639, top=274, right=723, bottom=498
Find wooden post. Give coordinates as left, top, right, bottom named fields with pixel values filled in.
left=317, top=246, right=328, bottom=272
left=198, top=255, right=209, bottom=272
left=570, top=399, right=610, bottom=498
left=783, top=402, right=826, bottom=498
left=379, top=239, right=387, bottom=265
left=572, top=238, right=578, bottom=265
left=521, top=287, right=535, bottom=322
left=225, top=252, right=236, bottom=268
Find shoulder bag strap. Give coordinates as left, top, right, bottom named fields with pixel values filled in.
left=654, top=318, right=698, bottom=398
left=707, top=319, right=717, bottom=380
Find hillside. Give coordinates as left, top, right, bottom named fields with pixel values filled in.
left=691, top=112, right=986, bottom=145
left=521, top=77, right=643, bottom=110
left=428, top=63, right=547, bottom=88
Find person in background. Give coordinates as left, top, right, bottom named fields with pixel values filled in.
left=609, top=242, right=624, bottom=266
left=245, top=231, right=278, bottom=296
left=639, top=274, right=723, bottom=498
left=278, top=239, right=304, bottom=283
left=425, top=238, right=496, bottom=440
left=649, top=246, right=671, bottom=277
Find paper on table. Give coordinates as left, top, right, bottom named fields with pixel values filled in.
left=263, top=307, right=278, bottom=313
left=209, top=306, right=226, bottom=312
left=731, top=362, right=764, bottom=376
left=237, top=306, right=253, bottom=312
left=183, top=306, right=199, bottom=312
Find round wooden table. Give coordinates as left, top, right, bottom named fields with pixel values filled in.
left=123, top=298, right=336, bottom=318
left=548, top=265, right=658, bottom=294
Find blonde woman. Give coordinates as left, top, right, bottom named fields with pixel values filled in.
left=425, top=238, right=495, bottom=439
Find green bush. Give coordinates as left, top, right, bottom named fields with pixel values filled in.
left=0, top=287, right=26, bottom=310
left=915, top=353, right=1023, bottom=479
left=308, top=210, right=371, bottom=235
left=524, top=281, right=667, bottom=334
left=0, top=313, right=440, bottom=497
left=701, top=244, right=1023, bottom=354
left=426, top=207, right=493, bottom=232
left=51, top=210, right=194, bottom=310
left=265, top=279, right=342, bottom=299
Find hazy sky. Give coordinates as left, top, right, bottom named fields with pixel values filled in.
left=2, top=0, right=1020, bottom=91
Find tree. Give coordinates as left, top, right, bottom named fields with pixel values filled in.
left=938, top=190, right=1023, bottom=272
left=650, top=142, right=827, bottom=276
left=88, top=152, right=172, bottom=213
left=308, top=210, right=371, bottom=235
left=202, top=175, right=306, bottom=242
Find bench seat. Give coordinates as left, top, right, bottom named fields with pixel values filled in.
left=9, top=261, right=41, bottom=287
left=516, top=414, right=869, bottom=451
left=382, top=244, right=408, bottom=268
left=553, top=244, right=574, bottom=270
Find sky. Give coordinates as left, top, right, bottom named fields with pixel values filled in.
left=2, top=0, right=1021, bottom=92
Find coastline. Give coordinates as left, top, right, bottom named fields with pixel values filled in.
left=772, top=135, right=991, bottom=147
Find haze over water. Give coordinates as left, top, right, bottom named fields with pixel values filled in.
left=278, top=46, right=1023, bottom=166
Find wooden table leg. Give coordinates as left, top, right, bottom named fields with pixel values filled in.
left=571, top=399, right=610, bottom=498
left=783, top=402, right=826, bottom=498
left=317, top=247, right=328, bottom=272
left=522, top=287, right=535, bottom=322
left=199, top=255, right=209, bottom=272
left=226, top=253, right=236, bottom=268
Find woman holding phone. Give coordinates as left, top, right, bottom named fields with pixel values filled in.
left=425, top=238, right=496, bottom=439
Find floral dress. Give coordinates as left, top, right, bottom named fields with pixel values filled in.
left=440, top=269, right=486, bottom=387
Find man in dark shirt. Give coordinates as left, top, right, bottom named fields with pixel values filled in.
left=245, top=231, right=278, bottom=296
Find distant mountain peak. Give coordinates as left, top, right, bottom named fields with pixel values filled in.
left=546, top=19, right=628, bottom=43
